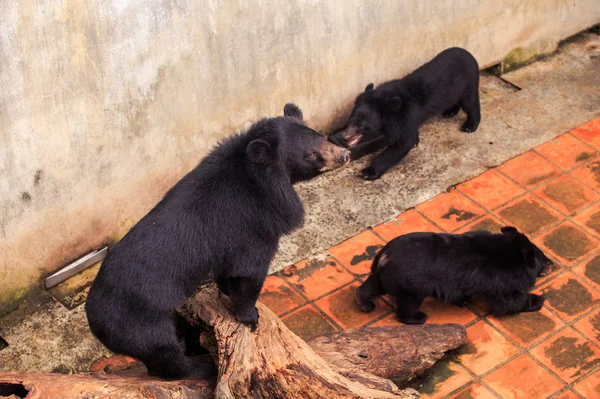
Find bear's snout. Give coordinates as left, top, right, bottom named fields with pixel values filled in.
left=340, top=150, right=351, bottom=164
left=319, top=142, right=351, bottom=172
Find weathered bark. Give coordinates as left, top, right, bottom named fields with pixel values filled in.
left=307, top=324, right=466, bottom=385
left=0, top=283, right=466, bottom=398
left=0, top=370, right=214, bottom=399
left=181, top=284, right=419, bottom=399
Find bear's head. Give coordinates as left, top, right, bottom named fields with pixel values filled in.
left=501, top=226, right=555, bottom=277
left=246, top=104, right=351, bottom=184
left=341, top=83, right=402, bottom=147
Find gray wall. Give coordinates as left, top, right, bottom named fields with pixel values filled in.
left=1, top=0, right=599, bottom=314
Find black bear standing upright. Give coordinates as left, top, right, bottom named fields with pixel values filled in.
left=342, top=47, right=480, bottom=180
left=85, top=104, right=350, bottom=379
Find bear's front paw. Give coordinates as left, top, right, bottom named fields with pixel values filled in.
left=238, top=307, right=259, bottom=332
left=525, top=294, right=545, bottom=312
left=360, top=166, right=382, bottom=181
left=398, top=311, right=427, bottom=325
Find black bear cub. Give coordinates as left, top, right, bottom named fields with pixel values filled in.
left=355, top=227, right=554, bottom=324
left=85, top=104, right=350, bottom=379
left=342, top=47, right=480, bottom=180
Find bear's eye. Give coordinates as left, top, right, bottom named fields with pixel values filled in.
left=307, top=151, right=318, bottom=159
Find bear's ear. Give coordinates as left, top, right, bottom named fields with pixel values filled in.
left=386, top=96, right=402, bottom=111
left=247, top=139, right=274, bottom=164
left=365, top=83, right=374, bottom=92
left=283, top=103, right=303, bottom=121
left=501, top=226, right=519, bottom=235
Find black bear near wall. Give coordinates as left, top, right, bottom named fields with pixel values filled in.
left=85, top=104, right=350, bottom=379
left=342, top=47, right=481, bottom=180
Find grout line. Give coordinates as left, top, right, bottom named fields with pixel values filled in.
left=412, top=207, right=451, bottom=233
left=477, top=380, right=505, bottom=399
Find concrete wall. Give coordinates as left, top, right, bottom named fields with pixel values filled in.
left=1, top=0, right=599, bottom=315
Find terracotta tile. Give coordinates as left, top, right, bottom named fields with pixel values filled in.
left=536, top=272, right=600, bottom=321
left=281, top=257, right=354, bottom=300
left=458, top=169, right=526, bottom=210
left=456, top=215, right=505, bottom=234
left=573, top=369, right=600, bottom=398
left=408, top=358, right=472, bottom=399
left=570, top=160, right=600, bottom=191
left=496, top=194, right=562, bottom=235
left=534, top=221, right=599, bottom=266
left=281, top=305, right=337, bottom=340
left=458, top=321, right=520, bottom=375
left=416, top=190, right=486, bottom=232
left=551, top=390, right=582, bottom=399
left=315, top=282, right=392, bottom=329
left=570, top=116, right=600, bottom=150
left=369, top=313, right=397, bottom=327
left=572, top=201, right=600, bottom=239
left=573, top=308, right=600, bottom=343
left=368, top=298, right=478, bottom=327
left=259, top=274, right=306, bottom=315
left=534, top=175, right=600, bottom=215
left=530, top=327, right=600, bottom=383
left=420, top=298, right=478, bottom=326
left=572, top=252, right=600, bottom=290
left=449, top=383, right=497, bottom=399
left=372, top=209, right=442, bottom=242
left=498, top=151, right=562, bottom=188
left=535, top=133, right=597, bottom=171
left=489, top=307, right=564, bottom=348
left=328, top=230, right=385, bottom=276
left=483, top=355, right=563, bottom=399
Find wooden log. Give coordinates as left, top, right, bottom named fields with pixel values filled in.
left=307, top=324, right=466, bottom=385
left=0, top=370, right=214, bottom=399
left=0, top=283, right=467, bottom=398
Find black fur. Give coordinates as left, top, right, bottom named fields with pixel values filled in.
left=85, top=104, right=349, bottom=379
left=346, top=47, right=480, bottom=180
left=355, top=226, right=553, bottom=324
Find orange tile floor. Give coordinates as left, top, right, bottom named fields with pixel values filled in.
left=259, top=117, right=600, bottom=399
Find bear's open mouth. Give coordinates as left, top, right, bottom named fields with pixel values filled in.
left=347, top=135, right=362, bottom=147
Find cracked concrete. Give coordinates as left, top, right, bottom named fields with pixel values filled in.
left=1, top=31, right=599, bottom=375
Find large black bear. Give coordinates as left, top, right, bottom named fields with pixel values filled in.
left=342, top=47, right=480, bottom=180
left=85, top=104, right=350, bottom=379
left=355, top=227, right=554, bottom=324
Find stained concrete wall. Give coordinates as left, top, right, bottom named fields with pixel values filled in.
left=1, top=0, right=599, bottom=315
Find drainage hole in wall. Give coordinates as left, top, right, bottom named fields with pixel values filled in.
left=0, top=336, right=7, bottom=351
left=0, top=383, right=29, bottom=398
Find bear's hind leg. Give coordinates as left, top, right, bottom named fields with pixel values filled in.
left=459, top=89, right=481, bottom=133
left=394, top=289, right=426, bottom=324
